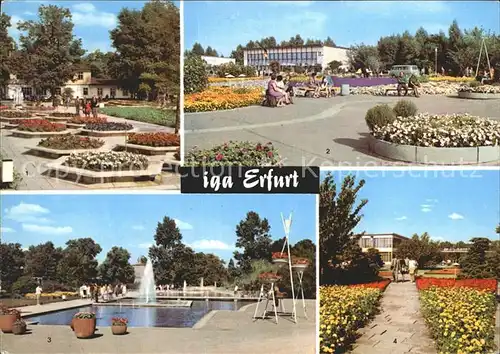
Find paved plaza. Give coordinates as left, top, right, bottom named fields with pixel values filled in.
left=185, top=95, right=500, bottom=166
left=0, top=298, right=315, bottom=354
left=1, top=109, right=180, bottom=190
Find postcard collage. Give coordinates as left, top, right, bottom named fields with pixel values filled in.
left=0, top=1, right=499, bottom=353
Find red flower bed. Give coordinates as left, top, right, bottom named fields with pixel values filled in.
left=0, top=106, right=8, bottom=110
left=127, top=132, right=180, bottom=147
left=416, top=278, right=497, bottom=292
left=350, top=279, right=391, bottom=291
left=272, top=252, right=288, bottom=259
left=292, top=257, right=309, bottom=265
left=425, top=268, right=461, bottom=275
left=258, top=272, right=282, bottom=281
left=18, top=119, right=66, bottom=132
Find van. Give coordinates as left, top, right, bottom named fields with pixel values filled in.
left=389, top=65, right=420, bottom=78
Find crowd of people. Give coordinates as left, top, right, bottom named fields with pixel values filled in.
left=73, top=95, right=100, bottom=117
left=390, top=257, right=419, bottom=283
left=79, top=283, right=127, bottom=302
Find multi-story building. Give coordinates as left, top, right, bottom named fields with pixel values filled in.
left=243, top=45, right=350, bottom=72
left=6, top=64, right=130, bottom=100
left=201, top=55, right=236, bottom=66
left=359, top=233, right=409, bottom=264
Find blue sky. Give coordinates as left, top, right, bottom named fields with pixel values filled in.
left=185, top=1, right=500, bottom=56
left=3, top=1, right=179, bottom=53
left=321, top=169, right=500, bottom=243
left=0, top=194, right=316, bottom=264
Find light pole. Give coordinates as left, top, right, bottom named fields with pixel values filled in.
left=434, top=47, right=438, bottom=75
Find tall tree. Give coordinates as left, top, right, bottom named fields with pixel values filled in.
left=324, top=37, right=336, bottom=47
left=24, top=241, right=63, bottom=280
left=0, top=243, right=25, bottom=291
left=461, top=237, right=493, bottom=279
left=191, top=42, right=205, bottom=56
left=395, top=233, right=441, bottom=267
left=12, top=5, right=84, bottom=97
left=0, top=13, right=15, bottom=98
left=98, top=246, right=135, bottom=284
left=204, top=46, right=218, bottom=57
left=57, top=238, right=102, bottom=286
left=83, top=50, right=113, bottom=79
left=233, top=211, right=272, bottom=274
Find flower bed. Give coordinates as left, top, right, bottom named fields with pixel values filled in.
left=64, top=151, right=149, bottom=171
left=84, top=122, right=133, bottom=131
left=372, top=113, right=500, bottom=147
left=0, top=111, right=33, bottom=118
left=184, top=86, right=263, bottom=112
left=416, top=278, right=497, bottom=292
left=0, top=105, right=8, bottom=110
left=68, top=116, right=107, bottom=125
left=25, top=291, right=77, bottom=299
left=17, top=119, right=66, bottom=132
left=351, top=82, right=465, bottom=96
left=272, top=252, right=288, bottom=259
left=208, top=76, right=261, bottom=83
left=258, top=272, right=282, bottom=282
left=320, top=285, right=382, bottom=353
left=419, top=286, right=496, bottom=353
left=38, top=135, right=105, bottom=150
left=50, top=112, right=78, bottom=117
left=24, top=106, right=55, bottom=111
left=127, top=132, right=180, bottom=147
left=349, top=279, right=391, bottom=291
left=458, top=84, right=500, bottom=94
left=429, top=76, right=475, bottom=83
left=184, top=141, right=281, bottom=166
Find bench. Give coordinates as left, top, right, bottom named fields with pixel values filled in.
left=385, top=87, right=415, bottom=96
left=293, top=86, right=316, bottom=97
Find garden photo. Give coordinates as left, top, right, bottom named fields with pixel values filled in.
left=0, top=1, right=180, bottom=190
left=0, top=193, right=316, bottom=354
left=319, top=169, right=500, bottom=353
left=183, top=1, right=500, bottom=167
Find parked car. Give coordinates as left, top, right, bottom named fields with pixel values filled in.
left=389, top=65, right=420, bottom=78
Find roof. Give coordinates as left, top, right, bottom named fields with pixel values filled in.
left=243, top=45, right=350, bottom=51
left=360, top=233, right=409, bottom=240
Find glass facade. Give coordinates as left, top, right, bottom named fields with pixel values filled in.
left=245, top=47, right=322, bottom=69
left=360, top=237, right=393, bottom=249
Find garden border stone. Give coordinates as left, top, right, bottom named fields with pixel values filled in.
left=65, top=122, right=85, bottom=129
left=46, top=116, right=74, bottom=122
left=114, top=143, right=178, bottom=155
left=0, top=116, right=36, bottom=122
left=11, top=129, right=75, bottom=139
left=2, top=123, right=19, bottom=129
left=45, top=156, right=163, bottom=184
left=367, top=135, right=500, bottom=164
left=457, top=92, right=500, bottom=100
left=27, top=145, right=111, bottom=159
left=79, top=127, right=137, bottom=137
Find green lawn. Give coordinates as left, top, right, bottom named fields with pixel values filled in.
left=100, top=106, right=176, bottom=127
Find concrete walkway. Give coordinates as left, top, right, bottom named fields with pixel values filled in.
left=185, top=95, right=500, bottom=166
left=15, top=299, right=94, bottom=318
left=350, top=282, right=436, bottom=354
left=1, top=299, right=315, bottom=354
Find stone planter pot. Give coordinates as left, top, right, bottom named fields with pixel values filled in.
left=0, top=314, right=18, bottom=333
left=111, top=325, right=127, bottom=335
left=12, top=322, right=26, bottom=335
left=72, top=318, right=96, bottom=338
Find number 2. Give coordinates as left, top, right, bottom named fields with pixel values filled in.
left=326, top=148, right=330, bottom=154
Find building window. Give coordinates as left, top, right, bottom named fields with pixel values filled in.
left=21, top=87, right=32, bottom=96
left=83, top=87, right=88, bottom=96
left=380, top=252, right=392, bottom=263
left=110, top=87, right=116, bottom=97
left=97, top=88, right=103, bottom=96
left=123, top=89, right=129, bottom=96
left=77, top=72, right=84, bottom=80
left=54, top=88, right=61, bottom=95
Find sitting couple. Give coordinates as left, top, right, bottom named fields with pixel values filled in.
left=397, top=71, right=420, bottom=97
left=307, top=73, right=335, bottom=98
left=267, top=74, right=293, bottom=107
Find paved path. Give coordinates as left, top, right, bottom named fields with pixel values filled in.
left=15, top=299, right=94, bottom=318
left=1, top=299, right=315, bottom=354
left=1, top=108, right=179, bottom=190
left=350, top=282, right=436, bottom=354
left=185, top=95, right=500, bottom=166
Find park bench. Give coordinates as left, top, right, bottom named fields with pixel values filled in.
left=385, top=87, right=415, bottom=96
left=293, top=86, right=316, bottom=97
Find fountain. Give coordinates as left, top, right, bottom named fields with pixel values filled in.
left=138, top=259, right=157, bottom=303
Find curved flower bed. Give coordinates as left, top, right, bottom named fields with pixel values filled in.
left=84, top=122, right=133, bottom=131
left=0, top=111, right=33, bottom=118
left=18, top=119, right=66, bottom=132
left=416, top=278, right=497, bottom=292
left=351, top=82, right=465, bottom=96
left=320, top=285, right=382, bottom=353
left=127, top=132, right=180, bottom=147
left=51, top=112, right=78, bottom=118
left=419, top=286, right=496, bottom=353
left=458, top=84, right=500, bottom=94
left=184, top=87, right=263, bottom=112
left=429, top=76, right=475, bottom=83
left=64, top=151, right=149, bottom=171
left=38, top=135, right=105, bottom=150
left=350, top=279, right=391, bottom=291
left=184, top=141, right=281, bottom=167
left=372, top=113, right=500, bottom=147
left=68, top=116, right=107, bottom=124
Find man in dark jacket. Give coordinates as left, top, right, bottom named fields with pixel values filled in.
left=90, top=95, right=99, bottom=118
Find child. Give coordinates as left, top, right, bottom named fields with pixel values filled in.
left=84, top=100, right=91, bottom=117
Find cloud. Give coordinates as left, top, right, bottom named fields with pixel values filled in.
left=448, top=213, right=464, bottom=220
left=72, top=3, right=96, bottom=12
left=395, top=216, right=407, bottom=221
left=421, top=207, right=432, bottom=213
left=22, top=224, right=72, bottom=235
left=23, top=11, right=35, bottom=16
left=71, top=4, right=117, bottom=29
left=189, top=240, right=232, bottom=250
left=420, top=204, right=432, bottom=208
left=132, top=225, right=145, bottom=231
left=0, top=227, right=16, bottom=233
left=4, top=202, right=51, bottom=224
left=174, top=219, right=193, bottom=230
left=138, top=243, right=152, bottom=249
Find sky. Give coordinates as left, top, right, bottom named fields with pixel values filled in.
left=321, top=169, right=500, bottom=243
left=0, top=194, right=316, bottom=264
left=185, top=1, right=500, bottom=57
left=3, top=1, right=179, bottom=53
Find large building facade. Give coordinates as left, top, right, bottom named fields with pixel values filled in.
left=201, top=55, right=236, bottom=66
left=359, top=233, right=409, bottom=264
left=243, top=45, right=349, bottom=72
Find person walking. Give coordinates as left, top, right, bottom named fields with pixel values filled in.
left=35, top=284, right=43, bottom=306
left=121, top=284, right=127, bottom=297
left=391, top=257, right=402, bottom=283
left=90, top=95, right=99, bottom=118
left=74, top=96, right=80, bottom=115
left=409, top=259, right=419, bottom=283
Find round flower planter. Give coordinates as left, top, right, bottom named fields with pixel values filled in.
left=272, top=258, right=288, bottom=265
left=12, top=323, right=26, bottom=335
left=458, top=91, right=500, bottom=100
left=111, top=325, right=127, bottom=335
left=72, top=318, right=96, bottom=338
left=0, top=314, right=18, bottom=333
left=260, top=277, right=281, bottom=284
left=292, top=263, right=308, bottom=272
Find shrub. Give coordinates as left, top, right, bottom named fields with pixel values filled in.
left=468, top=80, right=482, bottom=88
left=127, top=132, right=180, bottom=147
left=11, top=276, right=38, bottom=295
left=365, top=104, right=396, bottom=131
left=458, top=84, right=500, bottom=94
left=38, top=135, right=105, bottom=150
left=0, top=111, right=32, bottom=118
left=416, top=278, right=497, bottom=292
left=184, top=141, right=281, bottom=167
left=84, top=122, right=133, bottom=131
left=68, top=116, right=107, bottom=124
left=419, top=287, right=496, bottom=353
left=99, top=107, right=174, bottom=127
left=17, top=119, right=66, bottom=132
left=50, top=112, right=77, bottom=117
left=64, top=151, right=149, bottom=171
left=184, top=54, right=208, bottom=94
left=393, top=100, right=418, bottom=118
left=184, top=87, right=263, bottom=112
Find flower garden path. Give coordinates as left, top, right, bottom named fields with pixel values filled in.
left=350, top=281, right=436, bottom=354
left=1, top=298, right=316, bottom=354
left=185, top=95, right=500, bottom=166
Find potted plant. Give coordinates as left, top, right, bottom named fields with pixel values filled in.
left=12, top=319, right=27, bottom=335
left=0, top=305, right=21, bottom=333
left=111, top=317, right=128, bottom=335
left=292, top=257, right=309, bottom=271
left=72, top=312, right=96, bottom=339
left=258, top=272, right=282, bottom=284
left=271, top=252, right=288, bottom=266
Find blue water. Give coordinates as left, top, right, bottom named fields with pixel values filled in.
left=28, top=300, right=245, bottom=328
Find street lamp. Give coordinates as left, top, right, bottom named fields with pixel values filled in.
left=434, top=47, right=438, bottom=76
